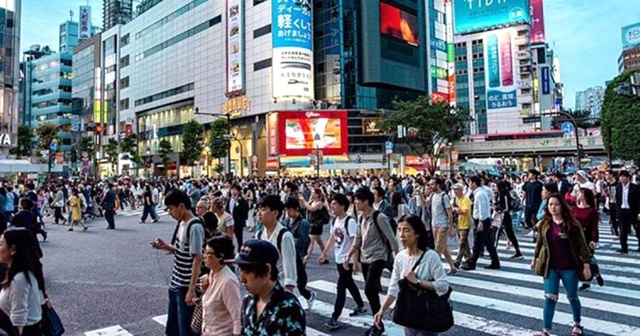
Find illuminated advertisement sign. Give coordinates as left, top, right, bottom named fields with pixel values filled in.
left=453, top=0, right=530, bottom=35
left=272, top=0, right=314, bottom=99
left=267, top=112, right=279, bottom=156
left=79, top=6, right=91, bottom=39
left=380, top=2, right=419, bottom=46
left=622, top=22, right=640, bottom=50
left=485, top=30, right=517, bottom=110
left=275, top=111, right=348, bottom=156
left=362, top=118, right=383, bottom=134
left=541, top=66, right=550, bottom=95
left=226, top=0, right=244, bottom=95
left=529, top=0, right=545, bottom=43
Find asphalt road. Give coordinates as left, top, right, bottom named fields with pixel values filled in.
left=41, top=210, right=640, bottom=336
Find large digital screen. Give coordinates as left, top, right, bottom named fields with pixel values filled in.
left=276, top=111, right=348, bottom=156
left=453, top=0, right=530, bottom=35
left=380, top=2, right=419, bottom=46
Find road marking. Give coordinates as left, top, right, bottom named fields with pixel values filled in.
left=84, top=325, right=133, bottom=336
left=152, top=314, right=167, bottom=326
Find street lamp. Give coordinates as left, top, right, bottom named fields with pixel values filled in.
left=314, top=133, right=321, bottom=178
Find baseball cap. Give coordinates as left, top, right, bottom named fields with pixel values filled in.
left=226, top=239, right=279, bottom=266
left=575, top=170, right=588, bottom=180
left=452, top=183, right=464, bottom=190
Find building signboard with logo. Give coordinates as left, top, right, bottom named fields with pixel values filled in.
left=271, top=0, right=314, bottom=99
left=453, top=0, right=530, bottom=35
left=362, top=118, right=382, bottom=134
left=226, top=0, right=245, bottom=95
left=79, top=6, right=91, bottom=39
left=622, top=22, right=640, bottom=50
left=529, top=0, right=546, bottom=44
left=485, top=29, right=518, bottom=110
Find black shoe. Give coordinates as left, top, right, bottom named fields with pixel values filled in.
left=579, top=283, right=591, bottom=291
left=596, top=274, right=604, bottom=287
left=617, top=249, right=628, bottom=254
left=509, top=254, right=524, bottom=260
left=325, top=317, right=340, bottom=330
left=453, top=261, right=461, bottom=269
left=42, top=232, right=48, bottom=242
left=153, top=219, right=159, bottom=223
left=349, top=306, right=367, bottom=317
left=484, top=264, right=501, bottom=270
left=460, top=262, right=476, bottom=271
left=371, top=325, right=384, bottom=336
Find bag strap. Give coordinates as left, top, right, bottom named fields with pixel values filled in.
left=412, top=251, right=427, bottom=272
left=371, top=211, right=391, bottom=249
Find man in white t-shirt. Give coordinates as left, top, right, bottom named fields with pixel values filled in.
left=319, top=193, right=366, bottom=330
left=571, top=170, right=596, bottom=200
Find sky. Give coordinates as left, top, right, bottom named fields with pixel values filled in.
left=19, top=0, right=640, bottom=109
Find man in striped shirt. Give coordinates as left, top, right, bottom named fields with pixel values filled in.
left=153, top=190, right=205, bottom=336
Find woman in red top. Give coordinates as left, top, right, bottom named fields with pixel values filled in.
left=571, top=188, right=603, bottom=291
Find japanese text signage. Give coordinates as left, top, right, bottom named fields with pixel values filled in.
left=453, top=0, right=531, bottom=35
left=267, top=112, right=279, bottom=156
left=541, top=66, right=550, bottom=95
left=622, top=22, right=640, bottom=50
left=485, top=29, right=518, bottom=110
left=272, top=0, right=314, bottom=99
left=226, top=0, right=245, bottom=95
left=529, top=0, right=545, bottom=43
left=80, top=6, right=91, bottom=39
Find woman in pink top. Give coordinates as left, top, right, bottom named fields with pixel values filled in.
left=200, top=236, right=242, bottom=336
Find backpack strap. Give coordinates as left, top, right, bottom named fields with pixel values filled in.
left=371, top=211, right=390, bottom=250
left=170, top=218, right=202, bottom=247
left=276, top=228, right=287, bottom=253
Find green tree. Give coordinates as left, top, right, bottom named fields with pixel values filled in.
left=181, top=120, right=204, bottom=171
left=9, top=125, right=33, bottom=158
left=106, top=138, right=120, bottom=174
left=77, top=136, right=96, bottom=159
left=158, top=139, right=173, bottom=176
left=208, top=118, right=229, bottom=159
left=380, top=95, right=472, bottom=174
left=120, top=133, right=141, bottom=174
left=553, top=109, right=600, bottom=130
left=602, top=70, right=640, bottom=163
left=34, top=122, right=61, bottom=153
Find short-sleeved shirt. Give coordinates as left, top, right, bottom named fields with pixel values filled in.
left=215, top=212, right=234, bottom=236
left=431, top=192, right=452, bottom=228
left=170, top=217, right=205, bottom=289
left=455, top=196, right=472, bottom=230
left=524, top=180, right=543, bottom=207
left=241, top=282, right=306, bottom=336
left=331, top=215, right=358, bottom=264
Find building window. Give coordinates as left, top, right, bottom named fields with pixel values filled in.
left=121, top=33, right=130, bottom=47
left=253, top=24, right=271, bottom=39
left=254, top=58, right=272, bottom=71
left=136, top=0, right=210, bottom=40
left=120, top=76, right=130, bottom=89
left=134, top=83, right=195, bottom=107
left=120, top=55, right=130, bottom=68
left=254, top=0, right=268, bottom=5
left=120, top=98, right=130, bottom=110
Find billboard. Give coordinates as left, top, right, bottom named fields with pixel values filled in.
left=272, top=0, right=314, bottom=100
left=622, top=22, right=640, bottom=50
left=267, top=112, right=279, bottom=156
left=485, top=29, right=518, bottom=110
left=529, top=0, right=545, bottom=43
left=541, top=66, right=550, bottom=95
left=79, top=6, right=91, bottom=39
left=226, top=0, right=244, bottom=95
left=273, top=111, right=348, bottom=156
left=453, top=0, right=530, bottom=35
left=380, top=2, right=419, bottom=46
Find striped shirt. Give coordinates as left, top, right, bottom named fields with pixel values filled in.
left=170, top=218, right=205, bottom=289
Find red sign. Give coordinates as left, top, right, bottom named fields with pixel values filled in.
left=448, top=74, right=456, bottom=102
left=530, top=0, right=546, bottom=44
left=431, top=92, right=448, bottom=103
left=499, top=30, right=513, bottom=86
left=277, top=110, right=349, bottom=156
left=125, top=124, right=132, bottom=135
left=265, top=157, right=279, bottom=170
left=405, top=155, right=430, bottom=166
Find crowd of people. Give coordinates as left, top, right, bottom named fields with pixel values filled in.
left=0, top=166, right=637, bottom=335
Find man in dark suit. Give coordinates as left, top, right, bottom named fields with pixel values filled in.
left=225, top=185, right=249, bottom=250
left=552, top=172, right=572, bottom=198
left=615, top=170, right=640, bottom=253
left=101, top=183, right=117, bottom=230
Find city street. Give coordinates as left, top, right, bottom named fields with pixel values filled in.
left=40, top=210, right=640, bottom=336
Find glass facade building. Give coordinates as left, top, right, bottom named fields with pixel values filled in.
left=103, top=0, right=132, bottom=30
left=0, top=0, right=20, bottom=155
left=60, top=21, right=79, bottom=53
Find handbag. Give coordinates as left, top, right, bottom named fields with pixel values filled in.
left=392, top=251, right=454, bottom=333
left=41, top=302, right=65, bottom=336
left=190, top=302, right=203, bottom=334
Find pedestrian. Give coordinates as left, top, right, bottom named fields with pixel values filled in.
left=152, top=190, right=205, bottom=336
left=211, top=197, right=234, bottom=239
left=451, top=183, right=472, bottom=268
left=461, top=176, right=500, bottom=271
left=614, top=170, right=640, bottom=253
left=523, top=169, right=543, bottom=232
left=298, top=188, right=328, bottom=264
left=345, top=188, right=399, bottom=336
left=319, top=193, right=366, bottom=331
left=199, top=236, right=242, bottom=336
left=495, top=181, right=523, bottom=259
left=0, top=228, right=46, bottom=335
left=226, top=185, right=249, bottom=251
left=373, top=214, right=450, bottom=336
left=229, top=239, right=306, bottom=335
left=101, top=183, right=117, bottom=230
left=531, top=194, right=591, bottom=336
left=68, top=189, right=88, bottom=232
left=572, top=188, right=604, bottom=291
left=10, top=199, right=45, bottom=257
left=428, top=178, right=457, bottom=275
left=140, top=185, right=159, bottom=223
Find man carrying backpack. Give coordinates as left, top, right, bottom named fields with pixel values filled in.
left=282, top=198, right=316, bottom=306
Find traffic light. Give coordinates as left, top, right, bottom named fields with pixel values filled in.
left=578, top=144, right=585, bottom=159
left=382, top=155, right=387, bottom=166
left=95, top=123, right=103, bottom=134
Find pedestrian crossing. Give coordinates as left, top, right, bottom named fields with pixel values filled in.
left=82, top=226, right=639, bottom=336
left=116, top=208, right=169, bottom=218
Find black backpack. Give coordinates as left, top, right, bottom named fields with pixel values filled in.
left=170, top=218, right=209, bottom=277
left=256, top=227, right=306, bottom=289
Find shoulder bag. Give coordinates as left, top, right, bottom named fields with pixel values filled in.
left=392, top=251, right=454, bottom=333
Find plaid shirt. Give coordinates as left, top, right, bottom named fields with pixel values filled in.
left=241, top=282, right=305, bottom=336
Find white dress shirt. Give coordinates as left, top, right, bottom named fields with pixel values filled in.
left=622, top=182, right=630, bottom=209
left=472, top=188, right=491, bottom=221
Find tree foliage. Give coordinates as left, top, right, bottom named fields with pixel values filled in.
left=553, top=109, right=600, bottom=129
left=602, top=70, right=640, bottom=163
left=10, top=125, right=33, bottom=158
left=158, top=139, right=173, bottom=170
left=77, top=136, right=95, bottom=160
left=208, top=118, right=229, bottom=159
left=181, top=120, right=204, bottom=166
left=380, top=95, right=472, bottom=173
left=106, top=138, right=120, bottom=171
left=34, top=122, right=61, bottom=153
left=119, top=133, right=141, bottom=167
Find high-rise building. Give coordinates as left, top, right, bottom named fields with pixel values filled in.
left=0, top=0, right=21, bottom=157
left=60, top=20, right=79, bottom=53
left=575, top=86, right=604, bottom=119
left=452, top=0, right=534, bottom=134
left=619, top=22, right=640, bottom=73
left=103, top=0, right=132, bottom=30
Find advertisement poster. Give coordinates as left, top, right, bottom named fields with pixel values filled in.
left=541, top=66, right=550, bottom=95
left=529, top=0, right=545, bottom=44
left=272, top=0, right=314, bottom=99
left=622, top=22, right=640, bottom=50
left=380, top=2, right=419, bottom=45
left=267, top=112, right=279, bottom=156
left=226, top=0, right=244, bottom=95
left=277, top=111, right=348, bottom=156
left=79, top=6, right=91, bottom=39
left=485, top=30, right=517, bottom=110
left=453, top=0, right=530, bottom=35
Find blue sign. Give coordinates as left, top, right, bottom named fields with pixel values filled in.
left=272, top=0, right=312, bottom=49
left=486, top=34, right=500, bottom=88
left=561, top=122, right=574, bottom=134
left=621, top=22, right=640, bottom=50
left=487, top=89, right=517, bottom=109
left=541, top=66, right=550, bottom=95
left=385, top=141, right=394, bottom=150
left=49, top=140, right=58, bottom=152
left=453, top=0, right=531, bottom=35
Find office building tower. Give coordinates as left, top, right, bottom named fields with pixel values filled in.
left=575, top=86, right=604, bottom=119
left=103, top=0, right=132, bottom=30
left=0, top=0, right=20, bottom=156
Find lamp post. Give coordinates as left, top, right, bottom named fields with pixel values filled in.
left=146, top=147, right=151, bottom=178
left=314, top=133, right=321, bottom=178
left=447, top=142, right=453, bottom=178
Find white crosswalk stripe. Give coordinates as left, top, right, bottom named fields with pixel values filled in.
left=83, top=226, right=640, bottom=336
left=116, top=209, right=169, bottom=218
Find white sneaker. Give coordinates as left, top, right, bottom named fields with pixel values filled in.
left=526, top=231, right=535, bottom=237
left=307, top=291, right=316, bottom=311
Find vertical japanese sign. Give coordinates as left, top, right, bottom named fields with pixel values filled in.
left=272, top=0, right=314, bottom=100
left=485, top=30, right=517, bottom=110
left=79, top=6, right=91, bottom=39
left=226, top=0, right=244, bottom=95
left=445, top=0, right=456, bottom=105
left=529, top=0, right=546, bottom=44
left=267, top=112, right=279, bottom=156
left=541, top=66, right=550, bottom=95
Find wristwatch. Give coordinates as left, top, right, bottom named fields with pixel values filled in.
left=415, top=279, right=421, bottom=287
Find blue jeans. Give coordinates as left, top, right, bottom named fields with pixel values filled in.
left=166, top=287, right=197, bottom=336
left=543, top=269, right=581, bottom=330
